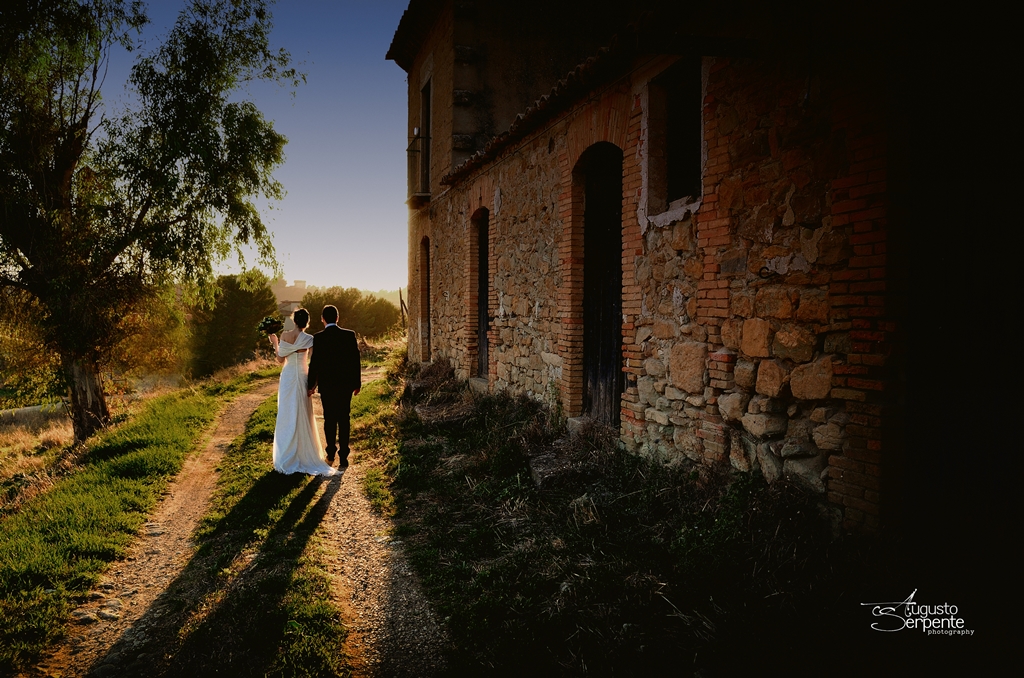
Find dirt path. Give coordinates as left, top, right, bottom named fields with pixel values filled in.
left=316, top=450, right=448, bottom=677
left=26, top=369, right=447, bottom=677
left=28, top=380, right=279, bottom=677
left=301, top=369, right=449, bottom=676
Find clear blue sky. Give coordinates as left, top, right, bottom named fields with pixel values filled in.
left=107, top=1, right=411, bottom=292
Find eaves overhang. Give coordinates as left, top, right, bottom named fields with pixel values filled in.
left=385, top=0, right=445, bottom=72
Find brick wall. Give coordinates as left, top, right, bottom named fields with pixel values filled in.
left=407, top=51, right=893, bottom=530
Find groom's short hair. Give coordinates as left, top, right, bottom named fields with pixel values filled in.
left=322, top=305, right=339, bottom=324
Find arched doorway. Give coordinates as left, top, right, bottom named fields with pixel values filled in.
left=579, top=143, right=624, bottom=425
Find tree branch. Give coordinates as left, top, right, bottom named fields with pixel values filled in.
left=90, top=209, right=194, bottom=277
left=0, top=234, right=36, bottom=272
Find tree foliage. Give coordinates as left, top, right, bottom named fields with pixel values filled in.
left=105, top=285, right=192, bottom=379
left=0, top=289, right=62, bottom=409
left=190, top=273, right=276, bottom=378
left=0, top=0, right=298, bottom=439
left=300, top=287, right=401, bottom=338
left=0, top=284, right=191, bottom=409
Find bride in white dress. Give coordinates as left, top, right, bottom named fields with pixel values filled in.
left=268, top=309, right=338, bottom=476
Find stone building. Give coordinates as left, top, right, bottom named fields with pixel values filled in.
left=271, top=278, right=310, bottom=313
left=387, top=1, right=923, bottom=531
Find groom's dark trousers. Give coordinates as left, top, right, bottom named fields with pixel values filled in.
left=307, top=325, right=361, bottom=458
left=319, top=391, right=352, bottom=457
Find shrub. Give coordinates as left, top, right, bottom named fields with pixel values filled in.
left=190, top=274, right=278, bottom=378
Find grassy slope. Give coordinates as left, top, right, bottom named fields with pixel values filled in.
left=0, top=369, right=275, bottom=670
left=353, top=365, right=903, bottom=677
left=350, top=379, right=399, bottom=516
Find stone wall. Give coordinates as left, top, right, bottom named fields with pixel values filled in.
left=416, top=129, right=568, bottom=401
left=407, top=51, right=893, bottom=530
left=620, top=56, right=890, bottom=529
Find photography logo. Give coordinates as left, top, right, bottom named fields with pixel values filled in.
left=861, top=589, right=973, bottom=636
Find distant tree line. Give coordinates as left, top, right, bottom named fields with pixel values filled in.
left=189, top=281, right=401, bottom=378
left=298, top=287, right=401, bottom=337
left=1, top=274, right=403, bottom=405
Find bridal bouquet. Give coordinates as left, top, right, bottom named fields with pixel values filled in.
left=257, top=316, right=284, bottom=335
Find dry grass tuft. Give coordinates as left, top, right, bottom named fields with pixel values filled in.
left=0, top=420, right=81, bottom=517
left=0, top=409, right=74, bottom=480
left=208, top=357, right=277, bottom=385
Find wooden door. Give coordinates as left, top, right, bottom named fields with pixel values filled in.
left=475, top=210, right=489, bottom=377
left=581, top=143, right=624, bottom=425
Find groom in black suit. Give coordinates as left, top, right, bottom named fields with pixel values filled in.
left=307, top=304, right=361, bottom=465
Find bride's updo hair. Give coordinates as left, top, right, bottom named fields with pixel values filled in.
left=292, top=308, right=310, bottom=329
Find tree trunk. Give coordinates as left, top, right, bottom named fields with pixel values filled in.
left=63, top=355, right=111, bottom=441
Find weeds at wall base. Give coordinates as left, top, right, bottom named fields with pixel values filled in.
left=353, top=359, right=905, bottom=676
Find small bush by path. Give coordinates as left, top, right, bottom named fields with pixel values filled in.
left=0, top=367, right=277, bottom=671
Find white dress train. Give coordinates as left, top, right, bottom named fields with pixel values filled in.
left=273, top=332, right=338, bottom=476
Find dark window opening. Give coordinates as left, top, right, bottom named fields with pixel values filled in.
left=473, top=210, right=489, bottom=378
left=649, top=58, right=702, bottom=212
left=420, top=237, right=431, bottom=359
left=419, top=79, right=431, bottom=193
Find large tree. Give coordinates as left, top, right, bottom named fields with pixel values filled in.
left=0, top=0, right=298, bottom=440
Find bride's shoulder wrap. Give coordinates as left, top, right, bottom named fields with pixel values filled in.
left=276, top=332, right=314, bottom=356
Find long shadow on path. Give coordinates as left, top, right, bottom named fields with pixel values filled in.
left=86, top=468, right=345, bottom=677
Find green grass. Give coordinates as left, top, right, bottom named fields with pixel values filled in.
left=353, top=364, right=899, bottom=676
left=360, top=467, right=393, bottom=516
left=359, top=343, right=395, bottom=369
left=350, top=341, right=406, bottom=517
left=351, top=378, right=400, bottom=516
left=148, top=396, right=348, bottom=677
left=0, top=367, right=278, bottom=671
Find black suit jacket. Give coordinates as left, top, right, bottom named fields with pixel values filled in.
left=307, top=325, right=361, bottom=395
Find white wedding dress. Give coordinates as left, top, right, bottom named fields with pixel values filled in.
left=273, top=332, right=338, bottom=476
